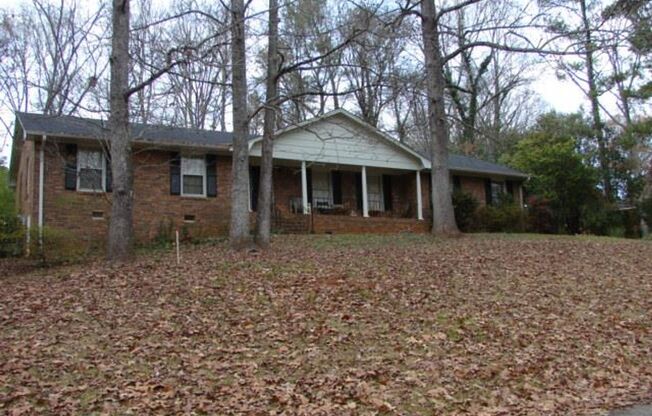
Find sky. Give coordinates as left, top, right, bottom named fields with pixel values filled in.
left=0, top=0, right=603, bottom=165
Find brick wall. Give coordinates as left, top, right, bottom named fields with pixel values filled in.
left=30, top=138, right=520, bottom=246
left=312, top=214, right=429, bottom=234
left=458, top=176, right=523, bottom=207
left=38, top=140, right=232, bottom=246
left=460, top=176, right=487, bottom=206
left=272, top=166, right=302, bottom=214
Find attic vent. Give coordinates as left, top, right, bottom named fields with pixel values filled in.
left=92, top=211, right=104, bottom=220
left=183, top=214, right=196, bottom=223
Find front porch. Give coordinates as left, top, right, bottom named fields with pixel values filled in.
left=250, top=161, right=430, bottom=226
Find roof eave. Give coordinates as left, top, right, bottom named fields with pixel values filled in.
left=449, top=167, right=529, bottom=180
left=20, top=131, right=232, bottom=152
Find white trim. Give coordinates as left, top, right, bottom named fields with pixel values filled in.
left=416, top=170, right=423, bottom=221
left=38, top=136, right=46, bottom=244
left=301, top=161, right=309, bottom=214
left=362, top=165, right=369, bottom=218
left=180, top=156, right=207, bottom=197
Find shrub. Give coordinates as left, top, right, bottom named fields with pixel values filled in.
left=640, top=196, right=652, bottom=225
left=0, top=214, right=25, bottom=257
left=29, top=226, right=89, bottom=264
left=473, top=203, right=526, bottom=233
left=154, top=218, right=175, bottom=247
left=452, top=190, right=479, bottom=232
left=525, top=196, right=556, bottom=233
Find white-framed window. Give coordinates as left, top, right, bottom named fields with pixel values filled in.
left=181, top=156, right=206, bottom=196
left=78, top=149, right=105, bottom=192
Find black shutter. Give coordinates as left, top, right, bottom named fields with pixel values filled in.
left=206, top=155, right=217, bottom=197
left=429, top=174, right=433, bottom=211
left=355, top=172, right=362, bottom=210
left=506, top=180, right=514, bottom=196
left=382, top=175, right=393, bottom=211
left=170, top=153, right=181, bottom=195
left=484, top=178, right=492, bottom=206
left=105, top=150, right=112, bottom=192
left=331, top=171, right=342, bottom=205
left=306, top=168, right=312, bottom=206
left=64, top=143, right=77, bottom=190
left=250, top=165, right=260, bottom=211
left=453, top=175, right=461, bottom=192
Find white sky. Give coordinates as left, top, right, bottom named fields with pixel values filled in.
left=0, top=0, right=600, bottom=164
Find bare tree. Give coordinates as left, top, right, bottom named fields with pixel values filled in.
left=228, top=0, right=251, bottom=249
left=0, top=1, right=106, bottom=134
left=163, top=0, right=231, bottom=129
left=130, top=0, right=167, bottom=124
left=543, top=0, right=616, bottom=198
left=340, top=7, right=407, bottom=127
left=107, top=0, right=132, bottom=261
left=31, top=0, right=105, bottom=116
left=419, top=0, right=459, bottom=236
left=255, top=0, right=280, bottom=248
left=0, top=10, right=31, bottom=135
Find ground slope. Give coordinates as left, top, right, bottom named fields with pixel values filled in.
left=1, top=234, right=650, bottom=415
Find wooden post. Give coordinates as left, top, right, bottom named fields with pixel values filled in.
left=416, top=170, right=423, bottom=220
left=301, top=161, right=309, bottom=214
left=362, top=165, right=369, bottom=218
left=175, top=230, right=180, bottom=265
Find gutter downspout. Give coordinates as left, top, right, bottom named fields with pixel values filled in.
left=38, top=135, right=46, bottom=246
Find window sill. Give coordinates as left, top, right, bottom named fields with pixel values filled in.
left=180, top=194, right=208, bottom=200
left=77, top=189, right=106, bottom=194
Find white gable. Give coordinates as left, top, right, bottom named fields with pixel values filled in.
left=249, top=112, right=425, bottom=171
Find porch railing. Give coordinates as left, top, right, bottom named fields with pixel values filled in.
left=289, top=196, right=386, bottom=215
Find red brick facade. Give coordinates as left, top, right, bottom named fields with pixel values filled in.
left=31, top=140, right=232, bottom=246
left=14, top=138, right=520, bottom=247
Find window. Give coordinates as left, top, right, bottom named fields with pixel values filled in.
left=491, top=181, right=505, bottom=205
left=181, top=156, right=206, bottom=196
left=367, top=174, right=384, bottom=212
left=311, top=170, right=332, bottom=208
left=78, top=149, right=105, bottom=191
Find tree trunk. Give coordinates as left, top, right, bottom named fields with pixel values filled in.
left=107, top=0, right=134, bottom=261
left=255, top=0, right=280, bottom=249
left=580, top=0, right=612, bottom=200
left=228, top=0, right=251, bottom=249
left=420, top=0, right=459, bottom=236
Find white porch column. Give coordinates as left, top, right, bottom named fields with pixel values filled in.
left=301, top=161, right=309, bottom=214
left=416, top=170, right=423, bottom=220
left=362, top=165, right=369, bottom=217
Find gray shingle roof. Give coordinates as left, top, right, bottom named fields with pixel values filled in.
left=16, top=112, right=234, bottom=147
left=448, top=153, right=527, bottom=179
left=15, top=112, right=527, bottom=179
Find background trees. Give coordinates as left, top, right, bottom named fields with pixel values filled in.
left=502, top=113, right=599, bottom=233
left=0, top=0, right=650, bottom=250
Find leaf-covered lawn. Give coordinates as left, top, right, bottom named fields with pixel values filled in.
left=1, top=234, right=650, bottom=415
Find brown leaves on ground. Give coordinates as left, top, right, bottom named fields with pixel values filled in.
left=0, top=234, right=650, bottom=415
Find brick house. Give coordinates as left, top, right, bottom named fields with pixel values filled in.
left=8, top=109, right=527, bottom=245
